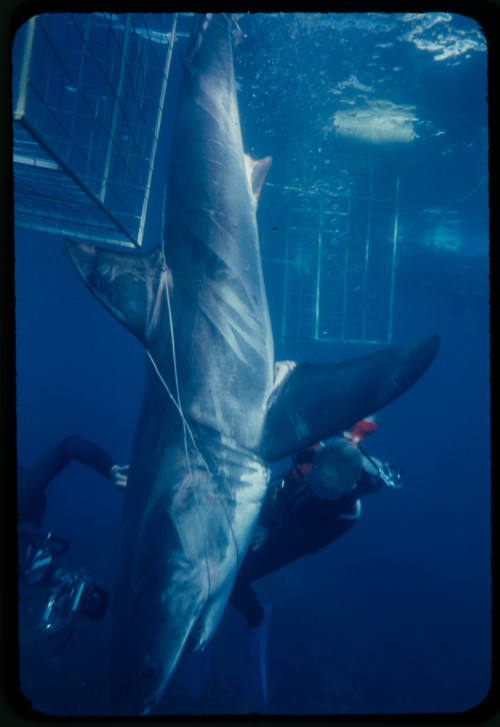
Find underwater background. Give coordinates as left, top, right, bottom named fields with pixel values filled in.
left=14, top=12, right=490, bottom=716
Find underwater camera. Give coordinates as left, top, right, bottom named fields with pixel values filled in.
left=40, top=569, right=108, bottom=648
left=20, top=528, right=108, bottom=647
left=20, top=530, right=68, bottom=585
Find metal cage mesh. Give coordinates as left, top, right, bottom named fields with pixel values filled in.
left=260, top=172, right=400, bottom=345
left=13, top=13, right=179, bottom=246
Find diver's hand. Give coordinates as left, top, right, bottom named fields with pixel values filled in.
left=250, top=525, right=269, bottom=552
left=110, top=464, right=129, bottom=489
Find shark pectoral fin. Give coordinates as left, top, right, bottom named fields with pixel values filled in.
left=259, top=334, right=440, bottom=462
left=65, top=239, right=169, bottom=345
left=244, top=154, right=272, bottom=202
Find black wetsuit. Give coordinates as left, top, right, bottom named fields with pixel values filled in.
left=18, top=435, right=115, bottom=530
left=229, top=450, right=383, bottom=628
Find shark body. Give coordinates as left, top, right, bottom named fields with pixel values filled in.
left=66, top=13, right=439, bottom=714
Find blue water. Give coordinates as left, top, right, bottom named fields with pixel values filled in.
left=14, top=12, right=490, bottom=716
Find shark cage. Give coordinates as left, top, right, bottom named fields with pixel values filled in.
left=260, top=169, right=401, bottom=346
left=12, top=13, right=189, bottom=247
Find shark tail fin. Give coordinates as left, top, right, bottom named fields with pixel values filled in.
left=65, top=239, right=170, bottom=345
left=259, top=335, right=440, bottom=462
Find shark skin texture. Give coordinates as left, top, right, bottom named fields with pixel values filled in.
left=65, top=13, right=439, bottom=715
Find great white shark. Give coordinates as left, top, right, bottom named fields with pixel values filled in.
left=65, top=13, right=439, bottom=714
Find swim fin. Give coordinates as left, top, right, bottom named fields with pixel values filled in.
left=247, top=603, right=272, bottom=706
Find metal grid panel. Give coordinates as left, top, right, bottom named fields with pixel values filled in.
left=260, top=173, right=400, bottom=345
left=13, top=13, right=180, bottom=246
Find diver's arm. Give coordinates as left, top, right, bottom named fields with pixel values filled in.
left=19, top=436, right=115, bottom=527
left=58, top=435, right=115, bottom=477
left=60, top=436, right=129, bottom=488
left=26, top=435, right=127, bottom=485
left=20, top=436, right=128, bottom=517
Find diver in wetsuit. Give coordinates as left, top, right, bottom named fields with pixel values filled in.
left=18, top=435, right=129, bottom=646
left=228, top=420, right=403, bottom=704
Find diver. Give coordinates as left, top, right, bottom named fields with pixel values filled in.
left=18, top=435, right=129, bottom=647
left=228, top=418, right=403, bottom=705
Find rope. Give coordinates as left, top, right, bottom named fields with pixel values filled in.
left=152, top=187, right=212, bottom=599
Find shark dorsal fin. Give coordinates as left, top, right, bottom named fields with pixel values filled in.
left=65, top=239, right=171, bottom=345
left=244, top=154, right=272, bottom=202
left=259, top=335, right=440, bottom=462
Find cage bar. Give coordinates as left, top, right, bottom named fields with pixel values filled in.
left=361, top=168, right=374, bottom=342
left=313, top=210, right=323, bottom=340
left=387, top=176, right=400, bottom=343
